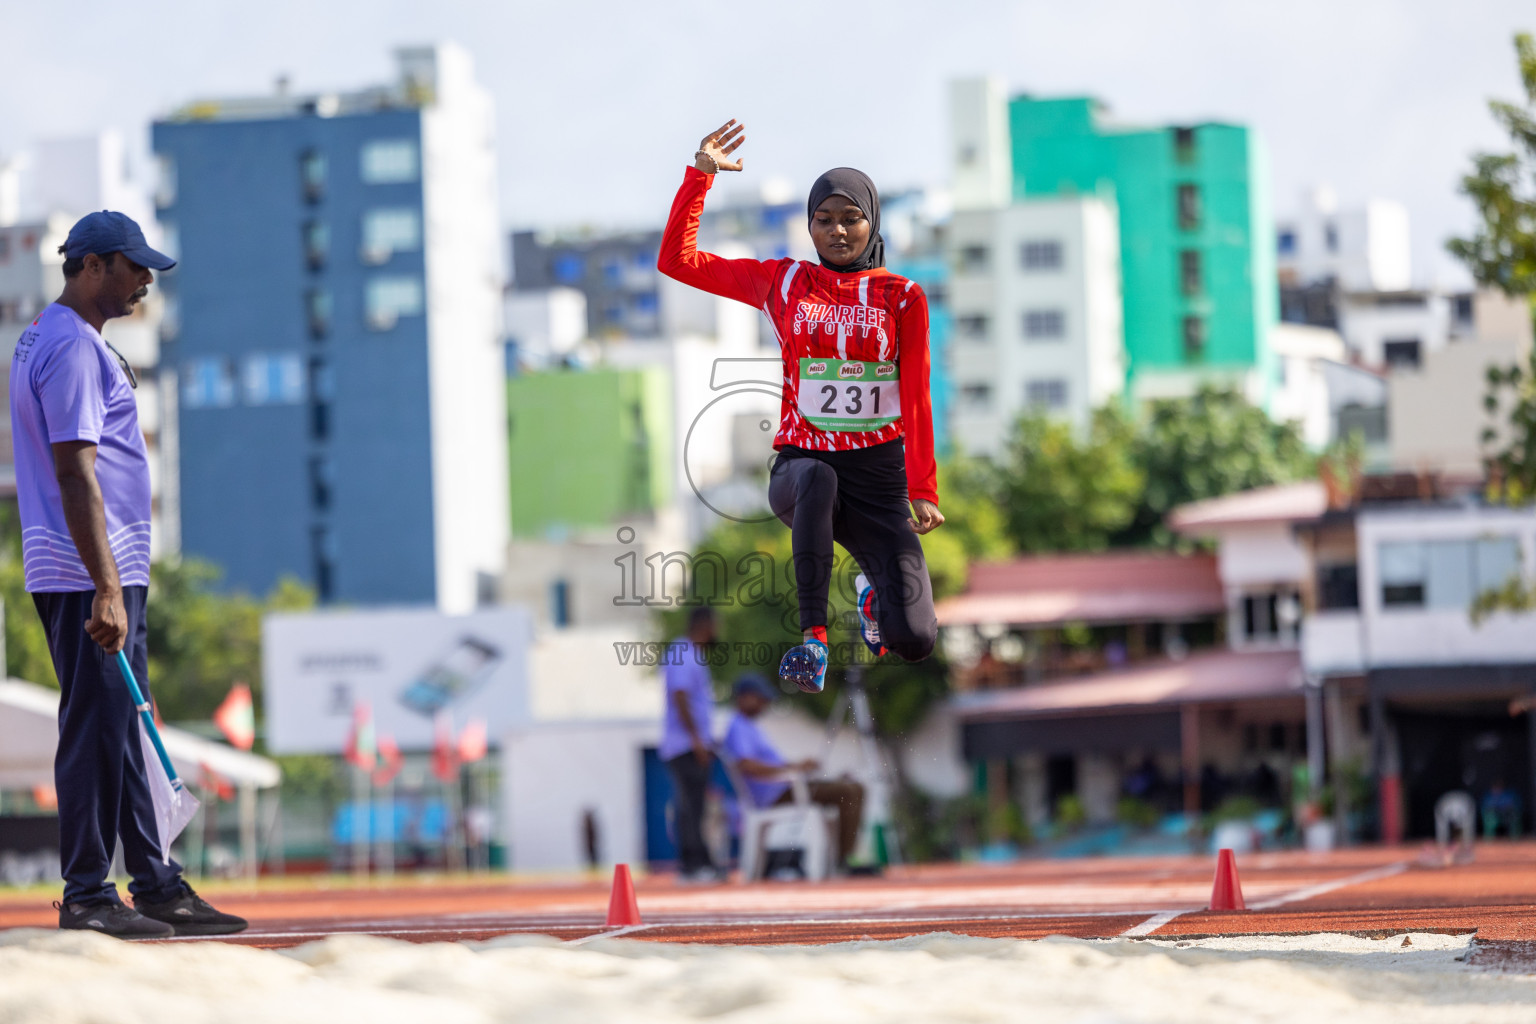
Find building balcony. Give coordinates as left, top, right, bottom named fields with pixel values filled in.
left=1301, top=611, right=1364, bottom=676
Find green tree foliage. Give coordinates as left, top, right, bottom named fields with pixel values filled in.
left=1446, top=33, right=1536, bottom=296
left=992, top=406, right=1143, bottom=553
left=1116, top=385, right=1313, bottom=548
left=0, top=504, right=313, bottom=725
left=147, top=560, right=314, bottom=723
left=1455, top=34, right=1536, bottom=505
left=1448, top=35, right=1536, bottom=618
left=0, top=505, right=59, bottom=687
left=654, top=511, right=956, bottom=740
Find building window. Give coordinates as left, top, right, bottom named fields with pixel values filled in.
left=182, top=358, right=235, bottom=409
left=1182, top=315, right=1206, bottom=360
left=300, top=149, right=326, bottom=202
left=1383, top=339, right=1422, bottom=369
left=632, top=291, right=659, bottom=314
left=1324, top=223, right=1339, bottom=253
left=1172, top=126, right=1197, bottom=162
left=154, top=154, right=177, bottom=209
left=960, top=383, right=992, bottom=409
left=1379, top=537, right=1521, bottom=609
left=158, top=293, right=180, bottom=341
left=311, top=525, right=336, bottom=603
left=365, top=275, right=424, bottom=330
left=1025, top=378, right=1068, bottom=409
left=1316, top=563, right=1360, bottom=610
left=957, top=244, right=989, bottom=274
left=552, top=253, right=585, bottom=285
left=360, top=139, right=419, bottom=184
left=360, top=208, right=420, bottom=263
left=551, top=579, right=571, bottom=627
left=1277, top=229, right=1296, bottom=256
left=303, top=219, right=329, bottom=271
left=0, top=234, right=9, bottom=263
left=1177, top=184, right=1201, bottom=231
left=1180, top=250, right=1202, bottom=296
left=309, top=356, right=334, bottom=440
left=1242, top=589, right=1300, bottom=642
left=306, top=288, right=332, bottom=339
left=956, top=314, right=990, bottom=342
left=309, top=455, right=334, bottom=511
left=1021, top=240, right=1062, bottom=271
left=157, top=224, right=180, bottom=264
left=1023, top=309, right=1066, bottom=340
left=241, top=353, right=306, bottom=406
left=602, top=258, right=625, bottom=286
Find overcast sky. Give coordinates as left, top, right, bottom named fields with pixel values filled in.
left=2, top=0, right=1530, bottom=287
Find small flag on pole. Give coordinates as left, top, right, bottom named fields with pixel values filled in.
left=431, top=711, right=458, bottom=782
left=373, top=734, right=404, bottom=787
left=344, top=703, right=377, bottom=771
left=116, top=651, right=199, bottom=865
left=200, top=762, right=235, bottom=802
left=213, top=682, right=255, bottom=750
left=458, top=718, right=488, bottom=764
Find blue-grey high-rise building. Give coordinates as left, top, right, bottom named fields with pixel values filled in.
left=153, top=44, right=507, bottom=611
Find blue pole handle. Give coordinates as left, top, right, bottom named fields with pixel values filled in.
left=115, top=650, right=184, bottom=788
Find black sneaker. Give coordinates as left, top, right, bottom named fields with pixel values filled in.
left=134, top=884, right=248, bottom=936
left=56, top=899, right=175, bottom=940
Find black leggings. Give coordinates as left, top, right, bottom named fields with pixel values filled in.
left=767, top=439, right=937, bottom=662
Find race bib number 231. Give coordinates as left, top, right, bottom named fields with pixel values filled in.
left=798, top=358, right=900, bottom=433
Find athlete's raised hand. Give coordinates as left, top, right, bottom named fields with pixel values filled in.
left=695, top=119, right=746, bottom=174
left=910, top=499, right=945, bottom=535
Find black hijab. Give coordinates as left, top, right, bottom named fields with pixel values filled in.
left=807, top=167, right=884, bottom=273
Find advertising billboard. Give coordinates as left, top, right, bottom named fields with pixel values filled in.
left=263, top=606, right=534, bottom=754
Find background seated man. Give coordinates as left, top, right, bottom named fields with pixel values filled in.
left=721, top=674, right=865, bottom=869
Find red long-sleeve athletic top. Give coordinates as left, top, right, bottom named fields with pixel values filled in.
left=658, top=166, right=939, bottom=505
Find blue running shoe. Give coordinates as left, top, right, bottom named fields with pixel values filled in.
left=855, top=573, right=887, bottom=658
left=779, top=638, right=829, bottom=694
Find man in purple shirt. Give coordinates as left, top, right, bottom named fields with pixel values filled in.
left=11, top=211, right=244, bottom=939
left=660, top=606, right=721, bottom=881
left=722, top=675, right=866, bottom=869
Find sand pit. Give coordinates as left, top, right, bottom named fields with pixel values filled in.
left=1, top=928, right=1533, bottom=1023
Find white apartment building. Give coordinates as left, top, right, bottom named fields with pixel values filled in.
left=1175, top=479, right=1536, bottom=843
left=1278, top=186, right=1411, bottom=294
left=946, top=197, right=1125, bottom=454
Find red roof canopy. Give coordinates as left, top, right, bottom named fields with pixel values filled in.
left=936, top=551, right=1224, bottom=628
left=954, top=648, right=1305, bottom=721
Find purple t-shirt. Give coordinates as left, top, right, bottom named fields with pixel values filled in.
left=10, top=303, right=152, bottom=592
left=722, top=712, right=790, bottom=808
left=659, top=639, right=715, bottom=761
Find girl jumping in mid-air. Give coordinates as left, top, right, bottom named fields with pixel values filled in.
left=658, top=119, right=943, bottom=694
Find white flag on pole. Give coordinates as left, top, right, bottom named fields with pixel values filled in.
left=138, top=717, right=200, bottom=865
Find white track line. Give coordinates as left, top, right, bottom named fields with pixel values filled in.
left=1116, top=860, right=1410, bottom=937
left=1119, top=910, right=1189, bottom=937
left=566, top=924, right=656, bottom=945
left=1248, top=861, right=1409, bottom=911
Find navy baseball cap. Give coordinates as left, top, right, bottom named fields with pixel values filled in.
left=733, top=674, right=777, bottom=701
left=62, top=211, right=176, bottom=271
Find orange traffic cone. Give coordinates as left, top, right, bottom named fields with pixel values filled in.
left=1208, top=848, right=1246, bottom=911
left=606, top=863, right=643, bottom=926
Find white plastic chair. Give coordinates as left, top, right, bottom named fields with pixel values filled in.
left=720, top=758, right=838, bottom=883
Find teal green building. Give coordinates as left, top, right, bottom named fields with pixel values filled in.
left=1008, top=97, right=1277, bottom=389
left=508, top=368, right=672, bottom=538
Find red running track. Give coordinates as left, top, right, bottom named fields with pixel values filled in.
left=3, top=843, right=1534, bottom=957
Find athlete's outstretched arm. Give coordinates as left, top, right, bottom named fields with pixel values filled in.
left=896, top=284, right=944, bottom=534
left=657, top=119, right=777, bottom=308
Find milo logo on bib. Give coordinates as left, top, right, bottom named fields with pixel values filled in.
left=798, top=358, right=900, bottom=433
